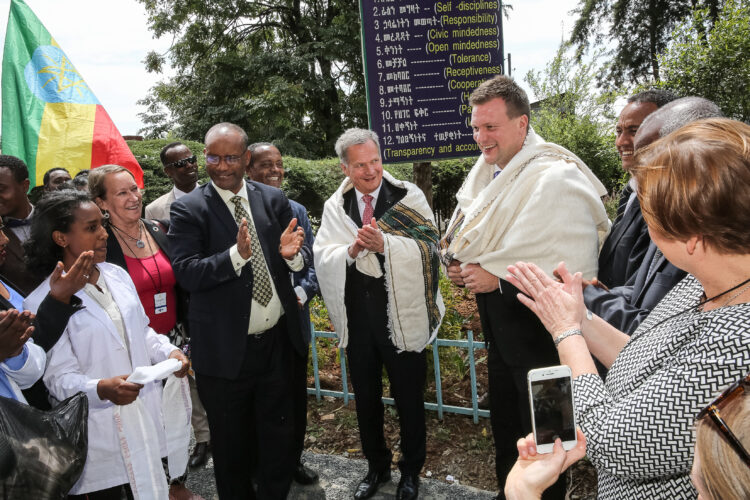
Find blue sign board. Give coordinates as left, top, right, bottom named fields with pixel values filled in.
left=359, top=0, right=504, bottom=162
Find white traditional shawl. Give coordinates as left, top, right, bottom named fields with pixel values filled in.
left=443, top=128, right=610, bottom=279
left=314, top=171, right=445, bottom=352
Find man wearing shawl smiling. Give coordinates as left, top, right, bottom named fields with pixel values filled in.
left=314, top=128, right=444, bottom=500
left=440, top=76, right=610, bottom=500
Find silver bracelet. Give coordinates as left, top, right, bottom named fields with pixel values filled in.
left=554, top=328, right=583, bottom=347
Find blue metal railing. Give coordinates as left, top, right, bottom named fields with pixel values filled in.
left=308, top=328, right=490, bottom=423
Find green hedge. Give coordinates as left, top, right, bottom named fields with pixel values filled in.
left=127, top=139, right=613, bottom=225
left=128, top=139, right=470, bottom=222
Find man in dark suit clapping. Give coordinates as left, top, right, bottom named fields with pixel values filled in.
left=168, top=123, right=306, bottom=499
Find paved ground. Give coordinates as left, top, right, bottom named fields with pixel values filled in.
left=185, top=451, right=497, bottom=499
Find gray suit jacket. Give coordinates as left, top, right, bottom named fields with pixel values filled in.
left=585, top=241, right=687, bottom=334
left=145, top=189, right=176, bottom=221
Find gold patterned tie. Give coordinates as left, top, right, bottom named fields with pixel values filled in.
left=230, top=196, right=273, bottom=306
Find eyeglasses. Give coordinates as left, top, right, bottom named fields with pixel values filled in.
left=696, top=372, right=750, bottom=466
left=205, top=154, right=243, bottom=166
left=166, top=155, right=197, bottom=169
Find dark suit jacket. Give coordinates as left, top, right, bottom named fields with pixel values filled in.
left=167, top=180, right=305, bottom=379
left=289, top=200, right=318, bottom=345
left=585, top=241, right=687, bottom=334
left=342, top=180, right=406, bottom=345
left=105, top=219, right=190, bottom=330
left=596, top=196, right=650, bottom=289
left=0, top=226, right=43, bottom=297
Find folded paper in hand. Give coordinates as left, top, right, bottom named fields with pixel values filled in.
left=126, top=358, right=181, bottom=384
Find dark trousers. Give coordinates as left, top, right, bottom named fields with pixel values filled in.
left=292, top=347, right=309, bottom=464
left=195, top=323, right=295, bottom=500
left=346, top=333, right=427, bottom=477
left=477, top=285, right=566, bottom=500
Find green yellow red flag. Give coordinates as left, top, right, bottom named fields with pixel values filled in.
left=1, top=0, right=143, bottom=187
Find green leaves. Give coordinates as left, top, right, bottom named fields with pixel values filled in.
left=525, top=43, right=622, bottom=195
left=659, top=0, right=750, bottom=122
left=569, top=0, right=723, bottom=87
left=135, top=0, right=367, bottom=157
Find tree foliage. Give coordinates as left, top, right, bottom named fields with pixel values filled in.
left=135, top=0, right=366, bottom=159
left=526, top=44, right=623, bottom=194
left=570, top=0, right=723, bottom=87
left=659, top=0, right=750, bottom=122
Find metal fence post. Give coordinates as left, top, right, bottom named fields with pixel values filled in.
left=307, top=330, right=489, bottom=420
left=432, top=340, right=444, bottom=420
left=310, top=327, right=322, bottom=401
left=468, top=330, right=479, bottom=424
left=340, top=347, right=351, bottom=405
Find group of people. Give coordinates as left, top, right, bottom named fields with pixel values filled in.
left=0, top=73, right=747, bottom=500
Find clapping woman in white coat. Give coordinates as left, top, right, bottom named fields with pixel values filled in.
left=23, top=190, right=189, bottom=500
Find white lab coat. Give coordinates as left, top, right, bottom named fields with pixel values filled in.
left=0, top=341, right=45, bottom=402
left=24, top=263, right=176, bottom=495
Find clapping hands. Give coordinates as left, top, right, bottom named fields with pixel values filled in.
left=0, top=309, right=34, bottom=362
left=279, top=218, right=304, bottom=259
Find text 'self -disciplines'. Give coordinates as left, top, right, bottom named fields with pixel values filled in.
left=360, top=0, right=504, bottom=162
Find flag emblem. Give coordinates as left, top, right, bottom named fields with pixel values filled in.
left=25, top=46, right=98, bottom=104
left=2, top=0, right=144, bottom=187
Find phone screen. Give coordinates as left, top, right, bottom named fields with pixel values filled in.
left=530, top=376, right=576, bottom=445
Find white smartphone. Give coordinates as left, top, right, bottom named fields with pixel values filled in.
left=527, top=365, right=577, bottom=454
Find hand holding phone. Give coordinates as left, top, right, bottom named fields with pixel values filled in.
left=527, top=365, right=577, bottom=454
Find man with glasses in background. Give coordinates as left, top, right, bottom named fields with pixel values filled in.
left=145, top=142, right=200, bottom=221
left=246, top=142, right=320, bottom=486
left=168, top=123, right=308, bottom=499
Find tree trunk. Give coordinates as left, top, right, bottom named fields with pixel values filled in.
left=413, top=162, right=433, bottom=208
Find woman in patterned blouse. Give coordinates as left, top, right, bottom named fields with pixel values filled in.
left=505, top=118, right=750, bottom=499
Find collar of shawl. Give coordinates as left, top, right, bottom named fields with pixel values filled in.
left=455, top=128, right=607, bottom=221
left=325, top=170, right=443, bottom=349
left=441, top=128, right=607, bottom=258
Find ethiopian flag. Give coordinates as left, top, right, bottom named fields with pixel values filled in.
left=1, top=0, right=143, bottom=187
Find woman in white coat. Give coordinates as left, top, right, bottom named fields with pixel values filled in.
left=23, top=190, right=189, bottom=500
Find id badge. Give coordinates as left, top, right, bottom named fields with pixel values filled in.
left=154, top=292, right=167, bottom=314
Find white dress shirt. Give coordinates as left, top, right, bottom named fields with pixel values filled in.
left=173, top=184, right=196, bottom=200
left=212, top=182, right=303, bottom=334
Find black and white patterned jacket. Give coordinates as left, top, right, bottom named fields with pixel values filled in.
left=574, top=274, right=750, bottom=499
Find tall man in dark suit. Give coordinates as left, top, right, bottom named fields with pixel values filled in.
left=584, top=97, right=722, bottom=334
left=441, top=76, right=609, bottom=499
left=0, top=155, right=42, bottom=295
left=315, top=129, right=444, bottom=500
left=594, top=90, right=676, bottom=289
left=246, top=142, right=320, bottom=485
left=168, top=123, right=306, bottom=499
